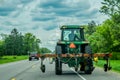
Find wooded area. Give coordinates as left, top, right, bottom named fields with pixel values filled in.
left=0, top=28, right=51, bottom=57
left=85, top=0, right=120, bottom=59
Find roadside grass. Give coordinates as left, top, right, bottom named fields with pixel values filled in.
left=0, top=56, right=28, bottom=64
left=95, top=60, right=120, bottom=73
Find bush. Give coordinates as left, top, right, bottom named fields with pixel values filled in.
left=111, top=52, right=120, bottom=60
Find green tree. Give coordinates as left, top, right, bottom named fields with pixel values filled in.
left=86, top=20, right=120, bottom=53
left=40, top=47, right=51, bottom=53
left=87, top=32, right=105, bottom=53
left=86, top=21, right=96, bottom=35
left=0, top=34, right=7, bottom=56
left=0, top=29, right=41, bottom=56
left=4, top=28, right=24, bottom=55
left=35, top=39, right=41, bottom=52
left=100, top=0, right=120, bottom=16
left=100, top=0, right=120, bottom=52
left=23, top=33, right=41, bottom=54
left=0, top=40, right=4, bottom=58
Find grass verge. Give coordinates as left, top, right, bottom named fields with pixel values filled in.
left=95, top=60, right=120, bottom=73
left=0, top=56, right=28, bottom=64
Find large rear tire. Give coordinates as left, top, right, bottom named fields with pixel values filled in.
left=85, top=66, right=92, bottom=74
left=55, top=58, right=62, bottom=75
left=84, top=45, right=93, bottom=74
left=85, top=45, right=92, bottom=54
left=84, top=58, right=92, bottom=74
left=55, top=45, right=62, bottom=75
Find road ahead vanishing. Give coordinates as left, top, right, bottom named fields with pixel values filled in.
left=0, top=59, right=120, bottom=80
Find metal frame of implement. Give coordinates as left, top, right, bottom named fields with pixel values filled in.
left=39, top=53, right=112, bottom=58
left=39, top=53, right=112, bottom=73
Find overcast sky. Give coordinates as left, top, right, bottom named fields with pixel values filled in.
left=0, top=0, right=108, bottom=51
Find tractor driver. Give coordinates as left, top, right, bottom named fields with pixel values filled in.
left=68, top=30, right=80, bottom=41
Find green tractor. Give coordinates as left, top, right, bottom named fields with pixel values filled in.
left=40, top=25, right=111, bottom=75
left=55, top=25, right=94, bottom=75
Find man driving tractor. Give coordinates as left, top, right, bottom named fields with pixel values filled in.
left=68, top=30, right=80, bottom=41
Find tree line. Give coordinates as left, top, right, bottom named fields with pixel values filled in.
left=85, top=0, right=120, bottom=59
left=0, top=28, right=51, bottom=57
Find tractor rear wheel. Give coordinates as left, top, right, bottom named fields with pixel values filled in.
left=84, top=58, right=93, bottom=74
left=55, top=58, right=62, bottom=75
left=84, top=45, right=93, bottom=74
left=85, top=45, right=92, bottom=54
left=55, top=45, right=62, bottom=75
left=75, top=67, right=78, bottom=72
left=85, top=66, right=92, bottom=74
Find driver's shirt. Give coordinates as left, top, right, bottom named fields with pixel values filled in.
left=69, top=33, right=75, bottom=41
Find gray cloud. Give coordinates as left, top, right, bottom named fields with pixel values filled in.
left=20, top=0, right=33, bottom=4
left=43, top=25, right=57, bottom=31
left=0, top=0, right=33, bottom=16
left=32, top=25, right=40, bottom=30
left=32, top=16, right=55, bottom=21
left=39, top=0, right=65, bottom=9
left=37, top=0, right=91, bottom=17
left=75, top=9, right=99, bottom=18
left=0, top=7, right=16, bottom=16
left=0, top=1, right=18, bottom=16
left=0, top=26, right=5, bottom=30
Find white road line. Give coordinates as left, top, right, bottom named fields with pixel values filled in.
left=70, top=68, right=87, bottom=80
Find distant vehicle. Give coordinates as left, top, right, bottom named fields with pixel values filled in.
left=29, top=52, right=39, bottom=61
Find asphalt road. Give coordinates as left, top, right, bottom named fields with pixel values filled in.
left=0, top=59, right=120, bottom=80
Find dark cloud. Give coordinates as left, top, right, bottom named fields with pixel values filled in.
left=0, top=7, right=16, bottom=16
left=37, top=0, right=91, bottom=17
left=75, top=9, right=99, bottom=18
left=43, top=25, right=57, bottom=31
left=3, top=21, right=12, bottom=26
left=32, top=26, right=39, bottom=30
left=0, top=0, right=19, bottom=16
left=0, top=12, right=10, bottom=16
left=0, top=0, right=33, bottom=17
left=20, top=0, right=33, bottom=4
left=40, top=8, right=78, bottom=16
left=39, top=0, right=65, bottom=9
left=32, top=17, right=55, bottom=21
left=0, top=7, right=15, bottom=12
